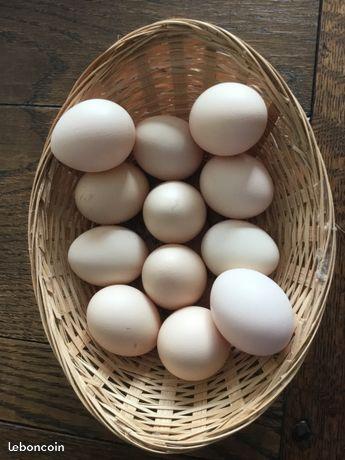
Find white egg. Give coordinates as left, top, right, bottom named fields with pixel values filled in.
left=75, top=162, right=149, bottom=224
left=157, top=306, right=230, bottom=381
left=68, top=226, right=148, bottom=286
left=211, top=269, right=295, bottom=356
left=143, top=182, right=207, bottom=243
left=142, top=245, right=207, bottom=310
left=189, top=82, right=268, bottom=156
left=200, top=154, right=274, bottom=218
left=51, top=99, right=135, bottom=172
left=87, top=285, right=161, bottom=356
left=202, top=220, right=279, bottom=276
left=133, top=115, right=203, bottom=180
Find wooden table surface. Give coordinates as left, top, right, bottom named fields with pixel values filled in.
left=0, top=1, right=344, bottom=459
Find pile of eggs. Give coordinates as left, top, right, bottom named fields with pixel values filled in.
left=52, top=82, right=295, bottom=382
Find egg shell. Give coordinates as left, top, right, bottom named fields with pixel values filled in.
left=87, top=285, right=161, bottom=356
left=68, top=226, right=148, bottom=286
left=201, top=220, right=280, bottom=276
left=189, top=82, right=268, bottom=156
left=143, top=181, right=207, bottom=243
left=142, top=245, right=207, bottom=310
left=157, top=306, right=230, bottom=381
left=51, top=99, right=135, bottom=172
left=210, top=269, right=295, bottom=356
left=75, top=162, right=149, bottom=224
left=200, top=154, right=274, bottom=219
left=133, top=115, right=203, bottom=180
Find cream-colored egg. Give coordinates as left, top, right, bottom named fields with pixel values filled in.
left=142, top=245, right=207, bottom=310
left=133, top=115, right=203, bottom=180
left=189, top=82, right=267, bottom=156
left=75, top=162, right=149, bottom=224
left=211, top=269, right=295, bottom=356
left=200, top=154, right=274, bottom=218
left=157, top=306, right=230, bottom=381
left=51, top=99, right=135, bottom=172
left=143, top=182, right=207, bottom=243
left=68, top=226, right=148, bottom=286
left=202, top=220, right=279, bottom=276
left=87, top=285, right=161, bottom=356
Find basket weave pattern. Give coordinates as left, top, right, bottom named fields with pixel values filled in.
left=28, top=19, right=335, bottom=453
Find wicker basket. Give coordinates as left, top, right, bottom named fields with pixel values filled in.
left=28, top=19, right=336, bottom=453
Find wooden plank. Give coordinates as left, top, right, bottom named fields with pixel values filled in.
left=0, top=106, right=56, bottom=342
left=0, top=421, right=193, bottom=460
left=0, top=0, right=319, bottom=113
left=0, top=417, right=280, bottom=460
left=0, top=336, right=114, bottom=440
left=0, top=336, right=282, bottom=459
left=280, top=0, right=345, bottom=459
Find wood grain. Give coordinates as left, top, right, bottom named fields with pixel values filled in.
left=0, top=337, right=283, bottom=459
left=0, top=106, right=56, bottom=342
left=280, top=0, right=345, bottom=459
left=0, top=0, right=319, bottom=112
left=1, top=422, right=166, bottom=460
left=0, top=415, right=281, bottom=460
left=0, top=337, right=113, bottom=441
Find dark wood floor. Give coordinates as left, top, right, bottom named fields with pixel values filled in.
left=0, top=1, right=344, bottom=459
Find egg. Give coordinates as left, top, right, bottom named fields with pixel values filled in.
left=51, top=99, right=135, bottom=172
left=68, top=226, right=148, bottom=286
left=200, top=154, right=274, bottom=218
left=189, top=82, right=268, bottom=156
left=142, top=245, right=207, bottom=310
left=201, top=220, right=279, bottom=276
left=87, top=285, right=161, bottom=356
left=157, top=306, right=230, bottom=381
left=133, top=115, right=203, bottom=180
left=75, top=162, right=149, bottom=224
left=211, top=269, right=295, bottom=356
left=143, top=182, right=207, bottom=243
